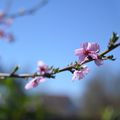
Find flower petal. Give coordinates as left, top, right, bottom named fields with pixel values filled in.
left=87, top=42, right=100, bottom=52
left=89, top=53, right=98, bottom=59
left=94, top=59, right=103, bottom=66
left=81, top=42, right=89, bottom=50
left=25, top=77, right=45, bottom=90
left=78, top=54, right=86, bottom=62
left=82, top=66, right=90, bottom=74
left=37, top=61, right=46, bottom=67
left=72, top=66, right=89, bottom=80
left=37, top=60, right=49, bottom=74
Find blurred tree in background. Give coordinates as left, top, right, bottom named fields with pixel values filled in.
left=0, top=66, right=46, bottom=120
left=80, top=69, right=120, bottom=120
left=1, top=66, right=120, bottom=120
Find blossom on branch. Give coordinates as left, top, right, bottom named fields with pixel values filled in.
left=0, top=29, right=4, bottom=38
left=25, top=61, right=50, bottom=90
left=5, top=33, right=14, bottom=42
left=37, top=61, right=49, bottom=74
left=0, top=10, right=4, bottom=20
left=72, top=66, right=89, bottom=80
left=0, top=10, right=14, bottom=42
left=0, top=10, right=13, bottom=26
left=4, top=18, right=13, bottom=26
left=75, top=42, right=103, bottom=66
left=4, top=33, right=118, bottom=90
left=0, top=29, right=14, bottom=42
left=25, top=77, right=45, bottom=90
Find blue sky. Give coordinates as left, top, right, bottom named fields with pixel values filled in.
left=0, top=0, right=120, bottom=100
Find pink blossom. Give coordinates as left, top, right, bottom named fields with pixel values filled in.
left=75, top=42, right=103, bottom=66
left=37, top=61, right=49, bottom=74
left=5, top=33, right=14, bottom=42
left=75, top=42, right=99, bottom=61
left=0, top=29, right=14, bottom=43
left=0, top=10, right=4, bottom=20
left=0, top=29, right=5, bottom=38
left=72, top=66, right=89, bottom=80
left=25, top=77, right=45, bottom=90
left=4, top=18, right=13, bottom=26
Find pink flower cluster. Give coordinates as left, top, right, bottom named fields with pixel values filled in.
left=25, top=42, right=103, bottom=89
left=25, top=61, right=49, bottom=90
left=0, top=10, right=14, bottom=42
left=72, top=42, right=103, bottom=80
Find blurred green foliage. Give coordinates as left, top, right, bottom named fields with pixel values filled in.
left=0, top=77, right=46, bottom=120
left=1, top=67, right=120, bottom=120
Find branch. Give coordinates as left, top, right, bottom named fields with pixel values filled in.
left=0, top=41, right=120, bottom=79
left=4, top=0, right=48, bottom=19
left=52, top=42, right=120, bottom=73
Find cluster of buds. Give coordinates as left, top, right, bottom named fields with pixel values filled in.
left=72, top=42, right=103, bottom=80
left=0, top=10, right=14, bottom=42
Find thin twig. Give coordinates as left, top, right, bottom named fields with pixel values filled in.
left=5, top=0, right=48, bottom=19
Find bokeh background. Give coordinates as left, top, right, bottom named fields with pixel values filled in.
left=0, top=0, right=120, bottom=119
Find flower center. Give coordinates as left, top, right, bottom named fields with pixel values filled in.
left=84, top=50, right=90, bottom=55
left=40, top=67, right=46, bottom=72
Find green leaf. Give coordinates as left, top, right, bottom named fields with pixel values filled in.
left=10, top=65, right=19, bottom=75
left=108, top=32, right=119, bottom=48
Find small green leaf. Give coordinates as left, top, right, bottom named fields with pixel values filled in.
left=10, top=65, right=19, bottom=75
left=54, top=68, right=60, bottom=73
left=108, top=32, right=119, bottom=48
